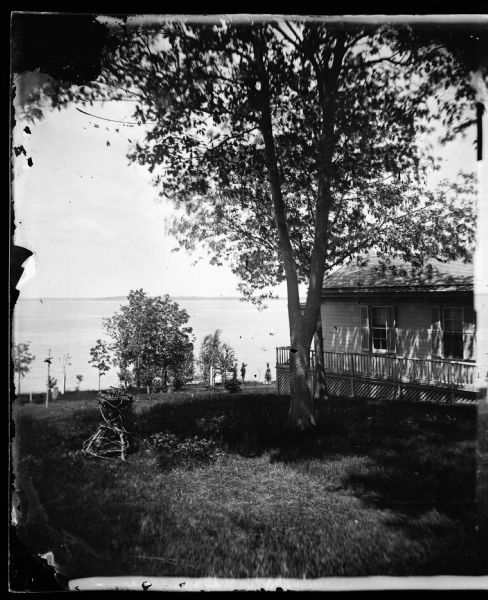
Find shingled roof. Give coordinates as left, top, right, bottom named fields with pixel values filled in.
left=322, top=255, right=473, bottom=295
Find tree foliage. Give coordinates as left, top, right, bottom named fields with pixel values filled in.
left=198, top=329, right=238, bottom=385
left=217, top=343, right=238, bottom=383
left=89, top=338, right=112, bottom=390
left=104, top=289, right=194, bottom=391
left=25, top=21, right=478, bottom=301
left=13, top=342, right=35, bottom=394
left=198, top=329, right=222, bottom=385
left=13, top=342, right=35, bottom=378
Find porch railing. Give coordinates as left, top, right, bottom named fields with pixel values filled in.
left=276, top=347, right=478, bottom=389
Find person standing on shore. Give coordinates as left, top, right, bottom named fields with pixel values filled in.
left=240, top=362, right=247, bottom=384
left=265, top=363, right=272, bottom=385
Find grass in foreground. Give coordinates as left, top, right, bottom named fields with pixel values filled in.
left=11, top=392, right=486, bottom=584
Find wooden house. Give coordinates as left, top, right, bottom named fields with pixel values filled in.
left=276, top=255, right=479, bottom=403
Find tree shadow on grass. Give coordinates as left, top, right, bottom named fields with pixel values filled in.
left=133, top=394, right=483, bottom=573
left=135, top=394, right=478, bottom=521
left=272, top=401, right=477, bottom=520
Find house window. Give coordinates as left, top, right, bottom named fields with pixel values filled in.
left=360, top=306, right=396, bottom=354
left=442, top=307, right=463, bottom=359
left=431, top=306, right=476, bottom=361
left=371, top=307, right=388, bottom=351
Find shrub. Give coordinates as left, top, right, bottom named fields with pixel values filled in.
left=172, top=376, right=185, bottom=391
left=147, top=431, right=224, bottom=470
left=225, top=376, right=241, bottom=394
left=30, top=393, right=46, bottom=404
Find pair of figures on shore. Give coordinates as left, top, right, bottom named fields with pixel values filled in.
left=240, top=362, right=272, bottom=384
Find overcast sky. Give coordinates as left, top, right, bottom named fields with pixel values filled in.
left=12, top=93, right=478, bottom=299
left=13, top=100, right=264, bottom=298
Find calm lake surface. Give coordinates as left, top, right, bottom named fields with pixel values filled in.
left=13, top=297, right=289, bottom=393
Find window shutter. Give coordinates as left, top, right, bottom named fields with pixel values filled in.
left=463, top=307, right=476, bottom=361
left=386, top=306, right=397, bottom=354
left=360, top=306, right=370, bottom=351
left=431, top=306, right=443, bottom=358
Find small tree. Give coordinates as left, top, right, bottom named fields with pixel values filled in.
left=199, top=331, right=238, bottom=385
left=89, top=339, right=111, bottom=391
left=59, top=353, right=72, bottom=394
left=75, top=374, right=84, bottom=397
left=12, top=342, right=35, bottom=396
left=218, top=343, right=237, bottom=384
left=199, top=330, right=222, bottom=385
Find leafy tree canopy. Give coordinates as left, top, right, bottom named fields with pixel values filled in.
left=89, top=339, right=112, bottom=376
left=104, top=289, right=194, bottom=389
left=13, top=342, right=35, bottom=377
left=20, top=20, right=479, bottom=302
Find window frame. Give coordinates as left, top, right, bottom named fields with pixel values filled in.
left=371, top=305, right=389, bottom=354
left=442, top=306, right=465, bottom=361
left=361, top=305, right=397, bottom=355
left=431, top=305, right=476, bottom=362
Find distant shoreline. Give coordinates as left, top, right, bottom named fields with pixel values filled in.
left=18, top=296, right=286, bottom=301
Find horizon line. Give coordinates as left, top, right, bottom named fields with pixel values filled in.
left=18, top=295, right=286, bottom=301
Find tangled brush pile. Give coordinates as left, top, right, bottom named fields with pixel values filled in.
left=82, top=388, right=134, bottom=460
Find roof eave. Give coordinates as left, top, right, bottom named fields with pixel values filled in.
left=322, top=285, right=473, bottom=297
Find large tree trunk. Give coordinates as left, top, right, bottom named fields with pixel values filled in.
left=253, top=32, right=344, bottom=430
left=286, top=334, right=316, bottom=430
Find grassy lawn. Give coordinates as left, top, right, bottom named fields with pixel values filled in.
left=11, top=391, right=487, bottom=584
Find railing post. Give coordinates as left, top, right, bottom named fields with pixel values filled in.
left=396, top=357, right=402, bottom=400
left=349, top=354, right=355, bottom=399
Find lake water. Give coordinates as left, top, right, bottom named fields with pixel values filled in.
left=12, top=297, right=290, bottom=393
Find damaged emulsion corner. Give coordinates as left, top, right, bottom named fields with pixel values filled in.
left=9, top=11, right=112, bottom=592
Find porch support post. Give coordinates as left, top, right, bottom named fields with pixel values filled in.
left=349, top=354, right=355, bottom=399
left=396, top=357, right=402, bottom=401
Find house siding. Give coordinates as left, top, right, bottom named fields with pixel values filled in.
left=321, top=300, right=362, bottom=354
left=321, top=296, right=475, bottom=361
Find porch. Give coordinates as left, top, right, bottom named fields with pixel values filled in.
left=275, top=347, right=480, bottom=403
